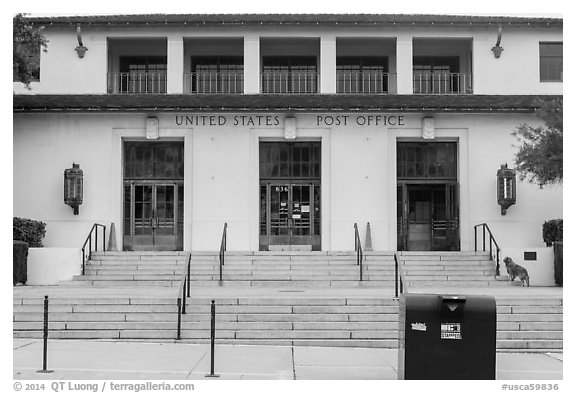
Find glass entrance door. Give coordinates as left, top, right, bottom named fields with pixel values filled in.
left=259, top=141, right=321, bottom=251
left=397, top=183, right=459, bottom=251
left=124, top=182, right=184, bottom=251
left=260, top=182, right=320, bottom=251
left=122, top=141, right=184, bottom=251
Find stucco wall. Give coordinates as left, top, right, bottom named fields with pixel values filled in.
left=13, top=111, right=562, bottom=252
left=13, top=25, right=562, bottom=95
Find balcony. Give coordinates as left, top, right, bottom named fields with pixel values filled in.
left=107, top=73, right=167, bottom=94
left=261, top=71, right=318, bottom=94
left=184, top=72, right=243, bottom=94
left=413, top=72, right=472, bottom=95
left=337, top=72, right=396, bottom=94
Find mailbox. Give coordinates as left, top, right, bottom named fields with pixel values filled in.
left=398, top=293, right=496, bottom=380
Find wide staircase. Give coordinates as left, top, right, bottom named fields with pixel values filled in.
left=13, top=251, right=563, bottom=351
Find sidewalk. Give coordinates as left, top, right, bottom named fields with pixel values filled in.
left=13, top=339, right=563, bottom=380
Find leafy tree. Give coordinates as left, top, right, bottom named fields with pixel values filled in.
left=513, top=98, right=563, bottom=188
left=13, top=13, right=48, bottom=87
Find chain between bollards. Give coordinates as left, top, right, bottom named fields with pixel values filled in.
left=38, top=295, right=53, bottom=373
left=205, top=300, right=220, bottom=378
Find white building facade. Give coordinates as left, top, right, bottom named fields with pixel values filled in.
left=13, top=14, right=562, bottom=255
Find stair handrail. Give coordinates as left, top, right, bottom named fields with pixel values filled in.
left=219, top=223, right=228, bottom=285
left=176, top=252, right=192, bottom=340
left=394, top=253, right=405, bottom=299
left=354, top=223, right=364, bottom=281
left=81, top=223, right=106, bottom=275
left=474, top=223, right=501, bottom=275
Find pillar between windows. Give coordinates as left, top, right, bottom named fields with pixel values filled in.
left=320, top=36, right=337, bottom=94
left=396, top=36, right=413, bottom=94
left=244, top=36, right=260, bottom=94
left=167, top=36, right=184, bottom=94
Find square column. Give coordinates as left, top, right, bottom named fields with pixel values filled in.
left=396, top=36, right=413, bottom=94
left=244, top=36, right=260, bottom=94
left=320, top=36, right=337, bottom=94
left=167, top=36, right=184, bottom=94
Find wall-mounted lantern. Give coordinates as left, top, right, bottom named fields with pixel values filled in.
left=497, top=163, right=516, bottom=215
left=491, top=26, right=504, bottom=59
left=64, top=163, right=83, bottom=215
left=74, top=25, right=88, bottom=59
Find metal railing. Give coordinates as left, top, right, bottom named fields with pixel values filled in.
left=336, top=72, right=396, bottom=94
left=413, top=72, right=472, bottom=94
left=176, top=252, right=192, bottom=340
left=107, top=73, right=167, bottom=94
left=354, top=223, right=364, bottom=281
left=474, top=223, right=501, bottom=275
left=261, top=71, right=318, bottom=94
left=185, top=72, right=244, bottom=94
left=394, top=254, right=405, bottom=299
left=218, top=223, right=228, bottom=286
left=81, top=224, right=106, bottom=275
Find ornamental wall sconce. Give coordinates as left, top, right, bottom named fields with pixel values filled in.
left=497, top=163, right=516, bottom=215
left=75, top=25, right=88, bottom=58
left=491, top=26, right=504, bottom=59
left=64, top=163, right=84, bottom=215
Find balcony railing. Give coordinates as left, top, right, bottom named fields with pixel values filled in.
left=413, top=72, right=472, bottom=94
left=337, top=72, right=396, bottom=94
left=261, top=71, right=318, bottom=94
left=185, top=72, right=244, bottom=94
left=108, top=73, right=167, bottom=94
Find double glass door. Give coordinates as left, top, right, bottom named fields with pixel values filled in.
left=260, top=182, right=321, bottom=250
left=397, top=183, right=459, bottom=251
left=123, top=182, right=184, bottom=251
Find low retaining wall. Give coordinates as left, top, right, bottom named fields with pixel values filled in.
left=27, top=248, right=81, bottom=285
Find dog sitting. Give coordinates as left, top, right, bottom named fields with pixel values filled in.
left=503, top=257, right=530, bottom=287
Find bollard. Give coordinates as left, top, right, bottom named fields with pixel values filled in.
left=37, top=296, right=53, bottom=373
left=205, top=300, right=220, bottom=378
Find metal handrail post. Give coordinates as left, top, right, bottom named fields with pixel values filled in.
left=474, top=226, right=478, bottom=251
left=182, top=279, right=187, bottom=315
left=187, top=255, right=191, bottom=297
left=394, top=255, right=399, bottom=298
left=483, top=225, right=486, bottom=252
left=176, top=298, right=182, bottom=340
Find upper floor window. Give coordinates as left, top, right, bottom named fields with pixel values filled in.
left=261, top=56, right=318, bottom=94
left=112, top=56, right=167, bottom=94
left=189, top=56, right=243, bottom=94
left=413, top=57, right=466, bottom=94
left=540, top=42, right=563, bottom=82
left=337, top=56, right=389, bottom=94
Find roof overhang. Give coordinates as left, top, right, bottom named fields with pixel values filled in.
left=12, top=94, right=562, bottom=114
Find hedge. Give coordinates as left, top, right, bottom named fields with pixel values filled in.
left=553, top=242, right=563, bottom=287
left=542, top=219, right=563, bottom=247
left=13, top=240, right=29, bottom=285
left=13, top=217, right=46, bottom=247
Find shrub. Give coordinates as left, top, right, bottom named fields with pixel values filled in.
left=13, top=240, right=29, bottom=285
left=553, top=242, right=563, bottom=287
left=13, top=217, right=46, bottom=247
left=542, top=219, right=563, bottom=247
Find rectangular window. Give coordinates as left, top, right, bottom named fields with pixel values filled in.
left=540, top=42, right=563, bottom=82
left=337, top=56, right=389, bottom=93
left=190, top=56, right=243, bottom=93
left=397, top=142, right=457, bottom=180
left=413, top=56, right=462, bottom=94
left=118, top=56, right=167, bottom=93
left=262, top=56, right=318, bottom=93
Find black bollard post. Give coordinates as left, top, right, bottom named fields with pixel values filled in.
left=37, top=296, right=53, bottom=373
left=205, top=300, right=220, bottom=378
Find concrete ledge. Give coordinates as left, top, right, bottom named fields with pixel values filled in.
left=27, top=247, right=81, bottom=285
